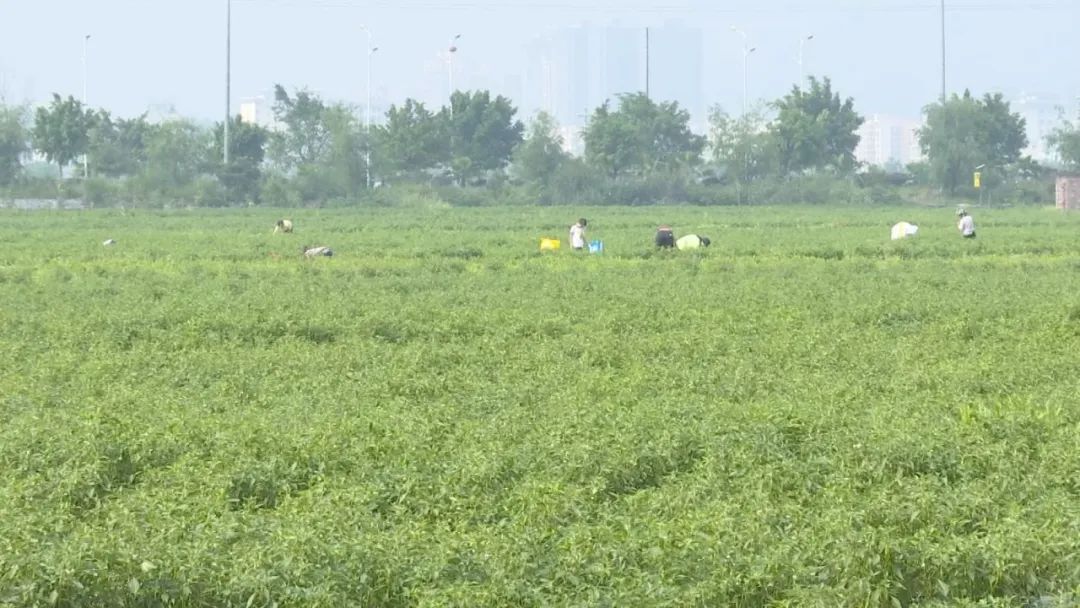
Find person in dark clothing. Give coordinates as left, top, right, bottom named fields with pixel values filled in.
left=655, top=225, right=675, bottom=248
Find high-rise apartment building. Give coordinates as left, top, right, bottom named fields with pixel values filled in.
left=649, top=23, right=705, bottom=127
left=856, top=114, right=923, bottom=168
left=523, top=22, right=705, bottom=136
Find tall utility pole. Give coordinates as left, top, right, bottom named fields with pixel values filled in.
left=731, top=26, right=755, bottom=116
left=940, top=0, right=946, bottom=102
left=224, top=0, right=232, bottom=165
left=798, top=34, right=814, bottom=85
left=361, top=25, right=377, bottom=190
left=448, top=34, right=461, bottom=118
left=645, top=27, right=650, bottom=99
left=82, top=34, right=90, bottom=179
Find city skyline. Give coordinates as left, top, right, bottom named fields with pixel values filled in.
left=2, top=0, right=1078, bottom=165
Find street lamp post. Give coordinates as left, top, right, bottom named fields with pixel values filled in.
left=975, top=163, right=986, bottom=206
left=360, top=25, right=378, bottom=189
left=940, top=0, right=946, bottom=102
left=448, top=34, right=461, bottom=116
left=82, top=34, right=90, bottom=179
left=224, top=0, right=231, bottom=166
left=798, top=34, right=814, bottom=86
left=731, top=27, right=755, bottom=116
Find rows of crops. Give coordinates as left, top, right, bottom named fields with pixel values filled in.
left=1, top=206, right=1078, bottom=607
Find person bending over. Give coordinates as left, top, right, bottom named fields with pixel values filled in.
left=676, top=234, right=711, bottom=250
left=655, top=225, right=675, bottom=248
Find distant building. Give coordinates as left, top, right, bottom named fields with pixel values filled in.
left=856, top=114, right=923, bottom=168
left=558, top=125, right=585, bottom=156
left=239, top=101, right=259, bottom=125
left=1013, top=94, right=1064, bottom=163
left=604, top=26, right=643, bottom=102
left=523, top=22, right=704, bottom=133
left=523, top=25, right=599, bottom=129
left=648, top=23, right=705, bottom=129
left=146, top=103, right=182, bottom=125
left=239, top=96, right=275, bottom=128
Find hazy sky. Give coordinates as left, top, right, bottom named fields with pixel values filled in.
left=2, top=0, right=1078, bottom=124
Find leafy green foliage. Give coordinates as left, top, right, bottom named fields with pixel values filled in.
left=376, top=98, right=448, bottom=179
left=1, top=207, right=1079, bottom=606
left=708, top=104, right=777, bottom=203
left=771, top=77, right=864, bottom=175
left=140, top=120, right=212, bottom=195
left=213, top=115, right=269, bottom=203
left=512, top=111, right=568, bottom=190
left=0, top=103, right=28, bottom=185
left=87, top=111, right=152, bottom=178
left=584, top=93, right=705, bottom=179
left=32, top=94, right=93, bottom=178
left=918, top=91, right=1028, bottom=193
left=1047, top=107, right=1080, bottom=171
left=268, top=85, right=332, bottom=169
left=446, top=90, right=524, bottom=185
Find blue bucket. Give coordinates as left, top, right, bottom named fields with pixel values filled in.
left=588, top=240, right=604, bottom=254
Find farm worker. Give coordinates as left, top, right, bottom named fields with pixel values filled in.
left=274, top=219, right=294, bottom=234
left=890, top=222, right=918, bottom=240
left=676, top=234, right=711, bottom=250
left=655, top=225, right=675, bottom=248
left=569, top=218, right=588, bottom=251
left=956, top=208, right=976, bottom=239
left=303, top=245, right=333, bottom=257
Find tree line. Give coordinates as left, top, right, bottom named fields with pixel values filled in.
left=1, top=78, right=1077, bottom=208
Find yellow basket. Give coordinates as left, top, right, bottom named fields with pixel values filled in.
left=539, top=238, right=561, bottom=251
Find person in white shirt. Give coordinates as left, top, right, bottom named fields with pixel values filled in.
left=569, top=218, right=588, bottom=251
left=957, top=209, right=976, bottom=239
left=676, top=234, right=711, bottom=250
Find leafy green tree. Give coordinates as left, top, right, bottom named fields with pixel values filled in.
left=1048, top=108, right=1080, bottom=171
left=512, top=111, right=568, bottom=188
left=265, top=85, right=371, bottom=201
left=32, top=94, right=93, bottom=178
left=212, top=116, right=268, bottom=203
left=582, top=101, right=636, bottom=179
left=376, top=98, right=447, bottom=178
left=268, top=85, right=330, bottom=169
left=708, top=104, right=776, bottom=203
left=88, top=111, right=152, bottom=177
left=918, top=91, right=1028, bottom=193
left=0, top=104, right=28, bottom=186
left=770, top=77, right=863, bottom=175
left=583, top=93, right=704, bottom=179
left=142, top=120, right=211, bottom=193
left=317, top=105, right=367, bottom=198
left=446, top=90, right=524, bottom=184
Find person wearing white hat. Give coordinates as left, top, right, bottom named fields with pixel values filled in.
left=890, top=222, right=918, bottom=240
left=302, top=245, right=333, bottom=257
left=956, top=208, right=976, bottom=239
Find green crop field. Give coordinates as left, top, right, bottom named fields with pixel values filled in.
left=1, top=206, right=1079, bottom=607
